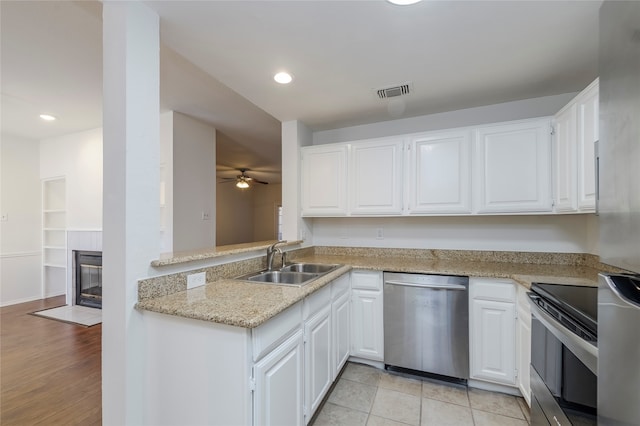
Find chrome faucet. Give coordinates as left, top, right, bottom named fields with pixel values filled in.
left=266, top=240, right=287, bottom=271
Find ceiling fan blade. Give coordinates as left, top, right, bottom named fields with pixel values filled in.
left=245, top=176, right=269, bottom=185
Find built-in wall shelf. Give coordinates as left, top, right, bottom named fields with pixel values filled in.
left=42, top=177, right=67, bottom=298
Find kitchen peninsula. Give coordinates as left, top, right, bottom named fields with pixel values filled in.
left=136, top=245, right=622, bottom=426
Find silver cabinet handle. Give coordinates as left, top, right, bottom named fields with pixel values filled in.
left=384, top=280, right=467, bottom=291
left=528, top=294, right=598, bottom=375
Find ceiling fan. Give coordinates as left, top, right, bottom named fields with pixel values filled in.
left=218, top=168, right=269, bottom=189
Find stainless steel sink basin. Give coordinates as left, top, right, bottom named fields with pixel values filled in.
left=246, top=271, right=317, bottom=285
left=280, top=263, right=340, bottom=274
left=234, top=263, right=342, bottom=287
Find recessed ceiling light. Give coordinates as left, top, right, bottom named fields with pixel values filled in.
left=274, top=72, right=293, bottom=84
left=39, top=114, right=57, bottom=121
left=387, top=0, right=422, bottom=5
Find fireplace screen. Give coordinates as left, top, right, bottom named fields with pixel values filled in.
left=74, top=250, right=102, bottom=309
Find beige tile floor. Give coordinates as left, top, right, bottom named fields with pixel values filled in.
left=312, top=362, right=531, bottom=426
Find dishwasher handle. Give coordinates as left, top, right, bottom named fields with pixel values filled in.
left=384, top=280, right=467, bottom=291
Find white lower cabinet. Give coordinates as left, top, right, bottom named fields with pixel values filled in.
left=350, top=270, right=384, bottom=361
left=469, top=278, right=517, bottom=386
left=332, top=290, right=351, bottom=378
left=516, top=285, right=532, bottom=405
left=304, top=305, right=332, bottom=422
left=254, top=329, right=305, bottom=426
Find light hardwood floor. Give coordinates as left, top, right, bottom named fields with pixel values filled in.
left=1, top=296, right=101, bottom=425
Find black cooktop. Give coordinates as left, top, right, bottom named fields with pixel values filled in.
left=530, top=282, right=598, bottom=338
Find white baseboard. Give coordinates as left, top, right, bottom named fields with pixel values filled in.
left=0, top=294, right=43, bottom=307
left=347, top=356, right=385, bottom=370
left=467, top=379, right=522, bottom=397
left=43, top=291, right=66, bottom=299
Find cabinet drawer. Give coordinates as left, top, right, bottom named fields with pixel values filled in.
left=252, top=301, right=303, bottom=362
left=351, top=270, right=382, bottom=291
left=331, top=273, right=350, bottom=299
left=304, top=284, right=331, bottom=319
left=470, top=278, right=516, bottom=302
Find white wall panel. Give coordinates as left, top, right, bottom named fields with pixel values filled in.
left=1, top=134, right=42, bottom=305
left=0, top=254, right=42, bottom=306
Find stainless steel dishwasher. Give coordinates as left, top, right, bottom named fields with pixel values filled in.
left=384, top=272, right=469, bottom=381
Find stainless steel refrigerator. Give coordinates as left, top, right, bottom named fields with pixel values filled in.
left=598, top=2, right=640, bottom=425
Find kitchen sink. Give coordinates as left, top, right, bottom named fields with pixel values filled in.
left=280, top=263, right=340, bottom=274
left=235, top=263, right=341, bottom=287
left=245, top=271, right=317, bottom=285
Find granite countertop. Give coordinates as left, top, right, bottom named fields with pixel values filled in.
left=136, top=265, right=352, bottom=328
left=293, top=254, right=601, bottom=289
left=137, top=253, right=602, bottom=329
left=151, top=240, right=304, bottom=267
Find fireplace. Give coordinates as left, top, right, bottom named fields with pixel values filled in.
left=74, top=250, right=102, bottom=309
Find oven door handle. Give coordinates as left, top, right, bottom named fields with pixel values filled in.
left=528, top=293, right=598, bottom=375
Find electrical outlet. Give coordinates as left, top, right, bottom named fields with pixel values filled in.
left=201, top=211, right=211, bottom=220
left=187, top=272, right=206, bottom=289
left=376, top=227, right=384, bottom=239
left=0, top=213, right=7, bottom=222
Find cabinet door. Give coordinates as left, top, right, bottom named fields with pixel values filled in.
left=408, top=131, right=472, bottom=214
left=516, top=286, right=532, bottom=405
left=576, top=80, right=598, bottom=211
left=553, top=104, right=578, bottom=212
left=332, top=290, right=351, bottom=379
left=304, top=305, right=332, bottom=422
left=301, top=144, right=348, bottom=216
left=470, top=299, right=516, bottom=385
left=350, top=138, right=404, bottom=215
left=517, top=315, right=532, bottom=404
left=351, top=289, right=384, bottom=361
left=475, top=119, right=552, bottom=213
left=254, top=330, right=304, bottom=426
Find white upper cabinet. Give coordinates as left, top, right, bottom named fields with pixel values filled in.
left=408, top=130, right=472, bottom=214
left=576, top=79, right=598, bottom=211
left=301, top=144, right=348, bottom=216
left=475, top=118, right=553, bottom=213
left=552, top=78, right=599, bottom=213
left=350, top=138, right=404, bottom=215
left=553, top=104, right=578, bottom=212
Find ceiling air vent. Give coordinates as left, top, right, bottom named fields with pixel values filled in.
left=376, top=83, right=411, bottom=99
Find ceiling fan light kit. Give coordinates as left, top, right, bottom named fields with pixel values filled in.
left=220, top=168, right=269, bottom=189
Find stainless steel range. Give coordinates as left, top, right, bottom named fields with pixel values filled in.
left=528, top=283, right=598, bottom=425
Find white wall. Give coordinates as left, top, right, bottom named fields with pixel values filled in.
left=0, top=134, right=42, bottom=306
left=253, top=183, right=282, bottom=242
left=304, top=93, right=602, bottom=254
left=216, top=182, right=254, bottom=245
left=313, top=92, right=578, bottom=144
left=40, top=127, right=103, bottom=230
left=160, top=111, right=174, bottom=252
left=282, top=120, right=313, bottom=244
left=172, top=112, right=216, bottom=252
left=312, top=215, right=595, bottom=253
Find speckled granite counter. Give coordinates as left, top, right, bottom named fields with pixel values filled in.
left=137, top=248, right=617, bottom=329
left=136, top=265, right=351, bottom=328
left=292, top=254, right=603, bottom=289
left=151, top=240, right=303, bottom=267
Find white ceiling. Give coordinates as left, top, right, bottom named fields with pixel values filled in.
left=1, top=0, right=602, bottom=184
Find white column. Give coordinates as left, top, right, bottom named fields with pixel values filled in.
left=102, top=2, right=160, bottom=425
left=281, top=120, right=312, bottom=243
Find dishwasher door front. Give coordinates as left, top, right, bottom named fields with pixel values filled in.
left=384, top=272, right=469, bottom=380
